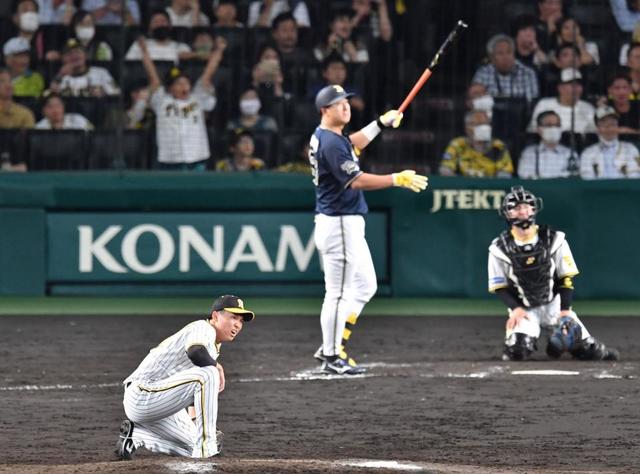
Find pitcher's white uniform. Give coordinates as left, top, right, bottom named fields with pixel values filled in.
left=150, top=83, right=216, bottom=164
left=122, top=320, right=221, bottom=458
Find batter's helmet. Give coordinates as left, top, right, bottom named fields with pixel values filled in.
left=315, top=84, right=354, bottom=111
left=500, top=186, right=544, bottom=229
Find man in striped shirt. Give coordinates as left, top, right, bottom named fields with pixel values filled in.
left=472, top=34, right=540, bottom=103
left=115, top=295, right=255, bottom=460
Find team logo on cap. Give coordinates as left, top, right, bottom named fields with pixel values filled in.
left=333, top=85, right=345, bottom=94
left=237, top=298, right=244, bottom=308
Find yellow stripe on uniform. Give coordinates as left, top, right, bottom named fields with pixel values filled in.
left=346, top=313, right=358, bottom=325
left=342, top=328, right=352, bottom=340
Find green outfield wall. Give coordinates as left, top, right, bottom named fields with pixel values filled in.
left=0, top=172, right=638, bottom=298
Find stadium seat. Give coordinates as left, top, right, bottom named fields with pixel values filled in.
left=28, top=130, right=89, bottom=171
left=64, top=96, right=121, bottom=129
left=0, top=129, right=29, bottom=168
left=87, top=129, right=151, bottom=169
left=491, top=97, right=532, bottom=159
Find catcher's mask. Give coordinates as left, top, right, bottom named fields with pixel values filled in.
left=500, top=185, right=544, bottom=229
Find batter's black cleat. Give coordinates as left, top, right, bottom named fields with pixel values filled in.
left=115, top=419, right=136, bottom=461
left=313, top=345, right=327, bottom=362
left=321, top=356, right=366, bottom=375
left=603, top=348, right=620, bottom=361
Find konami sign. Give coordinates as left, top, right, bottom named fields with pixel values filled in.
left=47, top=212, right=387, bottom=282
left=77, top=224, right=315, bottom=274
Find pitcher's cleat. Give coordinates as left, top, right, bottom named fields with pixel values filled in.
left=114, top=419, right=136, bottom=461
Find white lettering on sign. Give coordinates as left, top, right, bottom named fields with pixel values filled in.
left=430, top=189, right=505, bottom=213
left=77, top=224, right=316, bottom=274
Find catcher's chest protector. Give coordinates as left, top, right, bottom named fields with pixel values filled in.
left=497, top=225, right=556, bottom=307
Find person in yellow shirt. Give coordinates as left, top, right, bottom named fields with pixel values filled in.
left=3, top=37, right=44, bottom=98
left=0, top=68, right=35, bottom=129
left=439, top=110, right=513, bottom=177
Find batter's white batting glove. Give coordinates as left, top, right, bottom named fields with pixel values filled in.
left=377, top=109, right=403, bottom=128
left=392, top=170, right=428, bottom=193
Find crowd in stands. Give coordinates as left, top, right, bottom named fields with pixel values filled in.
left=0, top=0, right=638, bottom=179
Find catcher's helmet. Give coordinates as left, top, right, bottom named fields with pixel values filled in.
left=315, top=84, right=354, bottom=111
left=500, top=185, right=544, bottom=229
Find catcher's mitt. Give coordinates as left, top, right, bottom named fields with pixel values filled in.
left=546, top=316, right=582, bottom=358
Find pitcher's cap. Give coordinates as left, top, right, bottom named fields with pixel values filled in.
left=211, top=295, right=255, bottom=321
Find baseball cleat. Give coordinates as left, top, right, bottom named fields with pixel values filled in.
left=321, top=357, right=366, bottom=375
left=216, top=429, right=224, bottom=454
left=114, top=419, right=136, bottom=461
left=313, top=345, right=327, bottom=362
left=603, top=348, right=620, bottom=361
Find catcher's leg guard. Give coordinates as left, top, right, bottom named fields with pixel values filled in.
left=571, top=337, right=620, bottom=361
left=503, top=333, right=537, bottom=361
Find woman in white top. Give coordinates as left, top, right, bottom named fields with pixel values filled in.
left=125, top=10, right=191, bottom=62
left=35, top=92, right=93, bottom=130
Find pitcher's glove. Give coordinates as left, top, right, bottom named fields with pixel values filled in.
left=547, top=316, right=582, bottom=358
left=392, top=170, right=428, bottom=193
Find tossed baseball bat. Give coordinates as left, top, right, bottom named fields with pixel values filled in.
left=397, top=20, right=469, bottom=113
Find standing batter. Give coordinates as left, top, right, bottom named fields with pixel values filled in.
left=114, top=295, right=254, bottom=460
left=488, top=186, right=619, bottom=361
left=310, top=84, right=428, bottom=375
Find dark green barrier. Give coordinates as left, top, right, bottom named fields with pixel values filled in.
left=0, top=173, right=637, bottom=298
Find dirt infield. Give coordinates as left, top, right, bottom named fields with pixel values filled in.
left=0, top=314, right=638, bottom=473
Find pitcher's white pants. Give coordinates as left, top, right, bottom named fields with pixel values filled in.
left=314, top=214, right=377, bottom=356
left=505, top=295, right=592, bottom=341
left=123, top=365, right=220, bottom=458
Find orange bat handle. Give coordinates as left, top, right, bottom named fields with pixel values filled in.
left=398, top=68, right=433, bottom=113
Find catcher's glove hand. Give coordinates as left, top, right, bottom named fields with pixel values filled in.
left=546, top=315, right=582, bottom=358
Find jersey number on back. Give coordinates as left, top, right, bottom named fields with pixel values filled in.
left=309, top=135, right=319, bottom=186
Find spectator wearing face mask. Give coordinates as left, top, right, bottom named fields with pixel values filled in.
left=518, top=110, right=578, bottom=178
left=466, top=82, right=495, bottom=118
left=226, top=88, right=278, bottom=134
left=185, top=32, right=226, bottom=62
left=68, top=9, right=113, bottom=61
left=81, top=0, right=140, bottom=26
left=439, top=110, right=514, bottom=177
left=580, top=106, right=640, bottom=179
left=125, top=10, right=191, bottom=62
left=10, top=0, right=56, bottom=62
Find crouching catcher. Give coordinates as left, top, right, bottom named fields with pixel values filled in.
left=488, top=186, right=619, bottom=361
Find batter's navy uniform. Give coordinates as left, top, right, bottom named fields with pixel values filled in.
left=310, top=126, right=377, bottom=363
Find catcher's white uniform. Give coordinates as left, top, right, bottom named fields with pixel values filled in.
left=122, top=320, right=221, bottom=458
left=488, top=226, right=591, bottom=340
